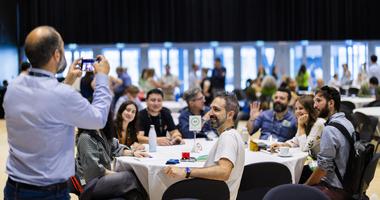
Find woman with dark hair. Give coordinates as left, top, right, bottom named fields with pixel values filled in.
left=115, top=101, right=144, bottom=150
left=296, top=64, right=310, bottom=91
left=76, top=109, right=149, bottom=199
left=271, top=95, right=325, bottom=158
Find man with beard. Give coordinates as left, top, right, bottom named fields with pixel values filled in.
left=3, top=26, right=112, bottom=199
left=305, top=86, right=354, bottom=200
left=164, top=92, right=245, bottom=200
left=247, top=87, right=297, bottom=142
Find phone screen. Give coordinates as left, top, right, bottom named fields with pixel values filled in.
left=81, top=59, right=95, bottom=71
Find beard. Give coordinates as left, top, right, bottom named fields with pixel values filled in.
left=273, top=102, right=287, bottom=113
left=209, top=115, right=226, bottom=129
left=318, top=104, right=329, bottom=118
left=57, top=52, right=67, bottom=74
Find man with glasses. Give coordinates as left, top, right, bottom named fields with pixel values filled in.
left=178, top=87, right=214, bottom=138
left=137, top=88, right=183, bottom=145
left=305, top=86, right=354, bottom=199
left=247, top=87, right=297, bottom=142
left=164, top=92, right=245, bottom=200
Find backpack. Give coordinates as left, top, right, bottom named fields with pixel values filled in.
left=327, top=122, right=374, bottom=198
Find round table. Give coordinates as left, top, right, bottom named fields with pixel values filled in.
left=114, top=139, right=308, bottom=200
left=354, top=106, right=380, bottom=118
left=341, top=96, right=375, bottom=108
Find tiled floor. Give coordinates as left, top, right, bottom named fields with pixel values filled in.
left=0, top=119, right=379, bottom=199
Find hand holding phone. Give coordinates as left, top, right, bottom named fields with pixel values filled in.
left=80, top=58, right=98, bottom=72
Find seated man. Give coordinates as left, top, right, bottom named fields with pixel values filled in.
left=137, top=88, right=183, bottom=146
left=164, top=92, right=245, bottom=200
left=247, top=87, right=297, bottom=142
left=178, top=87, right=214, bottom=138
left=305, top=86, right=354, bottom=199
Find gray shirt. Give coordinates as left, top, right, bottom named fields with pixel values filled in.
left=4, top=68, right=111, bottom=186
left=317, top=112, right=354, bottom=189
left=76, top=131, right=127, bottom=183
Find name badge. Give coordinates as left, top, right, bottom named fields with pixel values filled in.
left=282, top=120, right=291, bottom=127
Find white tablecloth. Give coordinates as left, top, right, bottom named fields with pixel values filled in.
left=341, top=96, right=375, bottom=108
left=114, top=139, right=308, bottom=200
left=141, top=101, right=187, bottom=113
left=354, top=106, right=380, bottom=118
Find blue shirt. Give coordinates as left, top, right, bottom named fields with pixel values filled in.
left=178, top=107, right=214, bottom=138
left=251, top=109, right=297, bottom=142
left=4, top=68, right=112, bottom=186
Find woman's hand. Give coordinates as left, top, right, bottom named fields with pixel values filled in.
left=298, top=113, right=309, bottom=127
left=131, top=142, right=145, bottom=151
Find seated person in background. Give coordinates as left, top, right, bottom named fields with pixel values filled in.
left=115, top=101, right=144, bottom=150
left=369, top=76, right=379, bottom=96
left=164, top=92, right=245, bottom=200
left=328, top=74, right=341, bottom=91
left=137, top=88, right=183, bottom=146
left=247, top=87, right=297, bottom=142
left=114, top=85, right=143, bottom=119
left=306, top=86, right=354, bottom=199
left=178, top=87, right=214, bottom=138
left=271, top=95, right=325, bottom=158
left=366, top=86, right=380, bottom=107
left=76, top=110, right=149, bottom=199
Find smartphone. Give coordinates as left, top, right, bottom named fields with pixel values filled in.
left=80, top=58, right=96, bottom=71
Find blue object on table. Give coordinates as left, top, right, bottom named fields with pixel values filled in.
left=166, top=159, right=180, bottom=165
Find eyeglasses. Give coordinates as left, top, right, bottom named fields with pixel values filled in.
left=193, top=96, right=205, bottom=101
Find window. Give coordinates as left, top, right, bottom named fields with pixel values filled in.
left=262, top=47, right=275, bottom=73
left=148, top=49, right=167, bottom=78
left=241, top=47, right=257, bottom=88
left=194, top=48, right=214, bottom=69
left=102, top=49, right=120, bottom=77
left=61, top=50, right=73, bottom=77
left=306, top=45, right=323, bottom=86
left=290, top=46, right=302, bottom=78
left=168, top=49, right=179, bottom=76
left=122, top=49, right=140, bottom=85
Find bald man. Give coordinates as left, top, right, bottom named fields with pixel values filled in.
left=3, top=26, right=112, bottom=199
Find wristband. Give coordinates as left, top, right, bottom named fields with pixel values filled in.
left=185, top=167, right=191, bottom=178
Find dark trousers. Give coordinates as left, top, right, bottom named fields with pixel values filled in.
left=80, top=171, right=147, bottom=200
left=313, top=181, right=351, bottom=200
left=4, top=178, right=69, bottom=200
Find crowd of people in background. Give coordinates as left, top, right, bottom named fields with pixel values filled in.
left=2, top=25, right=379, bottom=200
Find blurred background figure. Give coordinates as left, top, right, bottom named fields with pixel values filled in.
left=296, top=64, right=310, bottom=91
left=19, top=62, right=31, bottom=76
left=211, top=58, right=226, bottom=96
left=160, top=64, right=180, bottom=101
left=189, top=63, right=201, bottom=89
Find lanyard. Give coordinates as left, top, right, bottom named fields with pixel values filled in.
left=29, top=71, right=52, bottom=78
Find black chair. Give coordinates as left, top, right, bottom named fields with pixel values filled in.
left=351, top=112, right=378, bottom=142
left=365, top=100, right=380, bottom=107
left=237, top=162, right=292, bottom=200
left=348, top=87, right=360, bottom=96
left=357, top=153, right=380, bottom=200
left=262, top=184, right=329, bottom=200
left=340, top=101, right=356, bottom=117
left=162, top=178, right=229, bottom=200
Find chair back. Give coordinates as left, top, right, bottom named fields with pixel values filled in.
left=237, top=162, right=292, bottom=200
left=262, top=184, right=329, bottom=200
left=340, top=101, right=356, bottom=117
left=351, top=112, right=378, bottom=142
left=348, top=88, right=359, bottom=96
left=162, top=178, right=229, bottom=200
left=358, top=153, right=380, bottom=199
left=366, top=100, right=380, bottom=107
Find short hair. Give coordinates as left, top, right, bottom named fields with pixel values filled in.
left=20, top=62, right=31, bottom=71
left=183, top=87, right=202, bottom=104
left=277, top=87, right=292, bottom=101
left=146, top=88, right=164, bottom=99
left=124, top=85, right=139, bottom=95
left=371, top=55, right=377, bottom=63
left=25, top=26, right=61, bottom=67
left=315, top=85, right=341, bottom=111
left=214, top=57, right=221, bottom=62
left=214, top=92, right=239, bottom=120
left=370, top=77, right=379, bottom=85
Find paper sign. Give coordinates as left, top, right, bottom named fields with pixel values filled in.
left=189, top=115, right=202, bottom=131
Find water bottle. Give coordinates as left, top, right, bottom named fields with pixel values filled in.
left=241, top=127, right=249, bottom=148
left=148, top=125, right=157, bottom=152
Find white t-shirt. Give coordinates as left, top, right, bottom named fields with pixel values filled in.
left=204, top=129, right=245, bottom=200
